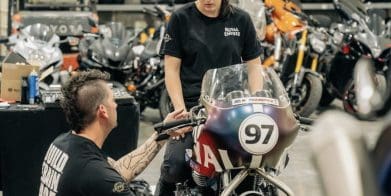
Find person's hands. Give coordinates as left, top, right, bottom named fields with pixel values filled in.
left=163, top=108, right=186, bottom=122
left=164, top=109, right=192, bottom=140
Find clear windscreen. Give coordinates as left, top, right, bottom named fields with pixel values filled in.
left=102, top=22, right=131, bottom=60
left=338, top=0, right=367, bottom=21
left=104, top=22, right=131, bottom=47
left=23, top=23, right=54, bottom=43
left=200, top=63, right=290, bottom=109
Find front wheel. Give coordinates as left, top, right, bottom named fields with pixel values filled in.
left=159, top=88, right=174, bottom=120
left=286, top=74, right=323, bottom=117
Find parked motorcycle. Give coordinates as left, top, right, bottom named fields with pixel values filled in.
left=10, top=0, right=99, bottom=71
left=78, top=12, right=169, bottom=118
left=319, top=0, right=390, bottom=114
left=154, top=63, right=312, bottom=195
left=261, top=0, right=324, bottom=117
left=2, top=23, right=66, bottom=86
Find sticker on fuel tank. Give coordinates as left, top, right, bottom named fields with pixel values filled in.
left=238, top=113, right=279, bottom=155
left=231, top=97, right=279, bottom=106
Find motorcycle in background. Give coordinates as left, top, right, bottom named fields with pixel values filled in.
left=260, top=0, right=324, bottom=117
left=1, top=23, right=66, bottom=87
left=320, top=0, right=390, bottom=115
left=154, top=63, right=313, bottom=196
left=10, top=0, right=100, bottom=71
left=78, top=17, right=169, bottom=118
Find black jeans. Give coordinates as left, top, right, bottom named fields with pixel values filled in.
left=155, top=100, right=198, bottom=196
left=154, top=132, right=194, bottom=196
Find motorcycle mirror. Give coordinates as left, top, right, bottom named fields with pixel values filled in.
left=354, top=57, right=384, bottom=117
left=386, top=21, right=391, bottom=38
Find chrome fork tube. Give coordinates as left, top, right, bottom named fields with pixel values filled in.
left=221, top=170, right=249, bottom=196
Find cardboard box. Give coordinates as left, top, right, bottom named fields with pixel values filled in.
left=1, top=62, right=40, bottom=101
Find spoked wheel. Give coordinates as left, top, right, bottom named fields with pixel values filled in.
left=159, top=88, right=174, bottom=120
left=286, top=74, right=323, bottom=117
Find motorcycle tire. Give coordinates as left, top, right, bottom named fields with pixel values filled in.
left=287, top=74, right=323, bottom=117
left=343, top=73, right=387, bottom=117
left=159, top=88, right=174, bottom=120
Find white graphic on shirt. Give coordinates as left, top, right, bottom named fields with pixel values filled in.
left=39, top=144, right=69, bottom=196
left=164, top=33, right=172, bottom=43
left=224, top=27, right=240, bottom=37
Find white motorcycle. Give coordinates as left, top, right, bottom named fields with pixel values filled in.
left=5, top=23, right=66, bottom=86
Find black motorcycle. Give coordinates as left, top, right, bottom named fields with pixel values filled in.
left=319, top=0, right=390, bottom=115
left=78, top=17, right=169, bottom=119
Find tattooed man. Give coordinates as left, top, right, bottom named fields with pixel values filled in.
left=39, top=70, right=185, bottom=196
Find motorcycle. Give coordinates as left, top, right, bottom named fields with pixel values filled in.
left=10, top=0, right=99, bottom=71
left=154, top=63, right=312, bottom=195
left=2, top=23, right=66, bottom=86
left=78, top=6, right=170, bottom=117
left=78, top=18, right=167, bottom=117
left=319, top=0, right=390, bottom=114
left=261, top=0, right=324, bottom=117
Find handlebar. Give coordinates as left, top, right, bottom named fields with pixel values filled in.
left=154, top=117, right=206, bottom=141
left=154, top=113, right=314, bottom=141
left=154, top=118, right=193, bottom=133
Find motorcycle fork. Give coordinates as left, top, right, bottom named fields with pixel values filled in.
left=311, top=54, right=319, bottom=72
left=291, top=29, right=308, bottom=96
left=273, top=33, right=283, bottom=71
left=263, top=34, right=283, bottom=69
left=220, top=169, right=294, bottom=196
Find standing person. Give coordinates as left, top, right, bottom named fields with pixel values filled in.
left=155, top=0, right=263, bottom=195
left=38, top=70, right=186, bottom=196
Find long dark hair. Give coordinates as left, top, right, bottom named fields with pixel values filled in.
left=220, top=0, right=234, bottom=17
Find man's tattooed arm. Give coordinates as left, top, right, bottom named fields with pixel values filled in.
left=107, top=132, right=166, bottom=182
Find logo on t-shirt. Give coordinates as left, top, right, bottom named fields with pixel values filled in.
left=224, top=27, right=240, bottom=37
left=39, top=144, right=69, bottom=196
left=164, top=33, right=172, bottom=43
left=113, top=182, right=128, bottom=193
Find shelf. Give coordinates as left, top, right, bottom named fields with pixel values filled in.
left=96, top=4, right=181, bottom=12
left=96, top=3, right=391, bottom=12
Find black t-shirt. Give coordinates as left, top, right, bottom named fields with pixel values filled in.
left=163, top=2, right=261, bottom=104
left=38, top=132, right=135, bottom=196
